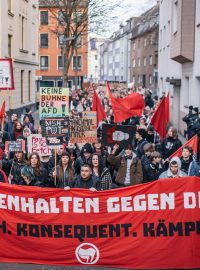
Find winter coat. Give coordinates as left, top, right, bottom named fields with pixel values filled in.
left=52, top=165, right=74, bottom=188
left=96, top=167, right=112, bottom=190
left=69, top=174, right=100, bottom=190
left=143, top=163, right=165, bottom=183
left=1, top=158, right=26, bottom=185
left=161, top=137, right=182, bottom=160
left=31, top=166, right=49, bottom=187
left=107, top=153, right=143, bottom=186
left=136, top=139, right=148, bottom=159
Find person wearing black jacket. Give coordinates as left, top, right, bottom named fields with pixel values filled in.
left=28, top=153, right=49, bottom=187
left=74, top=143, right=93, bottom=175
left=135, top=128, right=148, bottom=159
left=161, top=127, right=182, bottom=161
left=66, top=164, right=100, bottom=191
left=1, top=151, right=27, bottom=185
left=143, top=151, right=165, bottom=183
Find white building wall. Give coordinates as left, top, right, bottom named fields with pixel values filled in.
left=0, top=0, right=38, bottom=113
left=158, top=0, right=182, bottom=130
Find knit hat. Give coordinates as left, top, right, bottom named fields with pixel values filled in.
left=189, top=105, right=193, bottom=110
left=82, top=143, right=93, bottom=154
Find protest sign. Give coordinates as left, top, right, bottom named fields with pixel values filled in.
left=27, top=134, right=51, bottom=156
left=69, top=111, right=97, bottom=144
left=0, top=177, right=200, bottom=268
left=0, top=58, right=15, bottom=90
left=5, top=140, right=25, bottom=152
left=41, top=118, right=68, bottom=147
left=39, top=87, right=69, bottom=118
left=101, top=124, right=136, bottom=147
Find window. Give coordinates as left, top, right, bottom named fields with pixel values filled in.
left=40, top=11, right=48, bottom=25
left=73, top=12, right=83, bottom=24
left=149, top=75, right=152, bottom=85
left=21, top=70, right=24, bottom=103
left=149, top=56, right=153, bottom=65
left=133, top=42, right=136, bottom=50
left=73, top=56, right=82, bottom=70
left=95, top=55, right=98, bottom=61
left=8, top=35, right=12, bottom=57
left=28, top=71, right=31, bottom=101
left=40, top=56, right=49, bottom=70
left=58, top=34, right=64, bottom=47
left=58, top=56, right=63, bottom=69
left=40, top=34, right=48, bottom=48
left=75, top=34, right=82, bottom=48
left=133, top=59, right=136, bottom=67
left=138, top=39, right=140, bottom=48
left=144, top=57, right=146, bottom=66
left=172, top=1, right=178, bottom=34
left=138, top=58, right=141, bottom=67
left=20, top=15, right=26, bottom=50
left=7, top=0, right=12, bottom=12
left=144, top=38, right=147, bottom=47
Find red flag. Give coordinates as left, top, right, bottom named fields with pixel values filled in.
left=151, top=97, right=167, bottom=140
left=165, top=93, right=170, bottom=123
left=0, top=101, right=5, bottom=118
left=106, top=82, right=144, bottom=123
left=92, top=87, right=106, bottom=125
left=169, top=134, right=198, bottom=159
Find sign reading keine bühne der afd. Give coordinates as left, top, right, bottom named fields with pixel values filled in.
left=39, top=87, right=69, bottom=118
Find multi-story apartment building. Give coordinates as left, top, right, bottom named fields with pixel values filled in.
left=99, top=21, right=133, bottom=84
left=36, top=1, right=88, bottom=90
left=158, top=0, right=200, bottom=133
left=130, top=4, right=159, bottom=90
left=88, top=37, right=105, bottom=83
left=0, top=0, right=39, bottom=114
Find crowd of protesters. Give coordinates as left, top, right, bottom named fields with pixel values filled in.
left=0, top=86, right=200, bottom=190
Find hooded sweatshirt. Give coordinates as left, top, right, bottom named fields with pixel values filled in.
left=159, top=157, right=187, bottom=179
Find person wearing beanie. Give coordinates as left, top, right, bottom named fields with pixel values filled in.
left=108, top=144, right=143, bottom=187
left=159, top=157, right=187, bottom=179
left=74, top=143, right=93, bottom=175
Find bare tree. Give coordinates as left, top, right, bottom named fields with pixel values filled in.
left=39, top=0, right=121, bottom=87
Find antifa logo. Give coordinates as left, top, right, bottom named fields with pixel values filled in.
left=75, top=243, right=100, bottom=265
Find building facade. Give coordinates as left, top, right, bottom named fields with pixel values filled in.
left=0, top=0, right=39, bottom=114
left=36, top=1, right=88, bottom=91
left=130, top=4, right=159, bottom=90
left=99, top=22, right=133, bottom=84
left=158, top=0, right=200, bottom=133
left=88, top=37, right=105, bottom=83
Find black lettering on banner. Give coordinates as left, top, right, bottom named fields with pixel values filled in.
left=121, top=223, right=132, bottom=237
left=29, top=225, right=40, bottom=238
left=64, top=225, right=73, bottom=238
left=74, top=225, right=85, bottom=242
left=41, top=225, right=53, bottom=238
left=185, top=222, right=195, bottom=236
left=17, top=223, right=28, bottom=236
left=169, top=222, right=183, bottom=236
left=86, top=225, right=98, bottom=238
left=109, top=224, right=121, bottom=237
left=156, top=220, right=168, bottom=237
left=143, top=223, right=155, bottom=237
left=54, top=225, right=63, bottom=238
left=0, top=221, right=7, bottom=234
left=99, top=225, right=108, bottom=238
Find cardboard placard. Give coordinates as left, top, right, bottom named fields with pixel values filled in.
left=0, top=58, right=15, bottom=90
left=41, top=118, right=69, bottom=138
left=5, top=140, right=25, bottom=152
left=27, top=134, right=52, bottom=157
left=39, top=87, right=69, bottom=118
left=101, top=124, right=136, bottom=147
left=69, top=112, right=97, bottom=144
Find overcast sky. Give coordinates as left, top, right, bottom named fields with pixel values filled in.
left=99, top=0, right=157, bottom=37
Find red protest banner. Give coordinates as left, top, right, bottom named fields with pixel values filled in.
left=0, top=177, right=200, bottom=268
